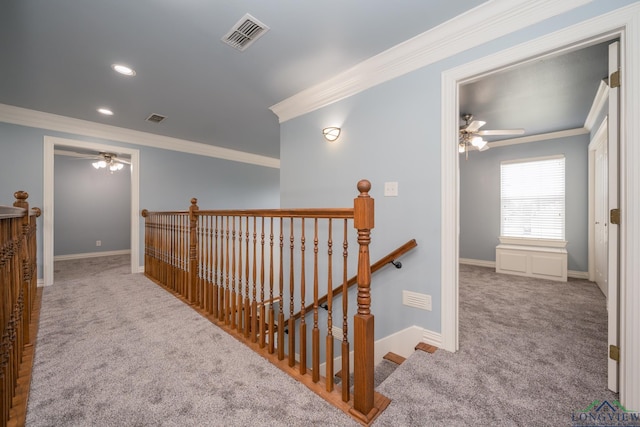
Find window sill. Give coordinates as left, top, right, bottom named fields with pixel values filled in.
left=498, top=236, right=567, bottom=249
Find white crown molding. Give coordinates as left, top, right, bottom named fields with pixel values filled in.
left=270, top=0, right=593, bottom=123
left=0, top=103, right=280, bottom=169
left=487, top=128, right=588, bottom=148
left=584, top=80, right=610, bottom=131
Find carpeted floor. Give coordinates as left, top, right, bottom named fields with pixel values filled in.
left=26, top=255, right=360, bottom=427
left=27, top=256, right=614, bottom=426
left=374, top=264, right=616, bottom=426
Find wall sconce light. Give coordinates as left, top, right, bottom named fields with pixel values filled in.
left=322, top=127, right=341, bottom=142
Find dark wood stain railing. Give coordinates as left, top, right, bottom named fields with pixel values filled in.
left=141, top=180, right=389, bottom=425
left=1, top=191, right=41, bottom=427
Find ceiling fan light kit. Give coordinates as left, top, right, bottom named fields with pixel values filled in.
left=458, top=113, right=524, bottom=159
left=90, top=152, right=129, bottom=172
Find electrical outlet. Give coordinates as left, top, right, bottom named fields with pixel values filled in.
left=96, top=240, right=102, bottom=247
left=384, top=181, right=398, bottom=197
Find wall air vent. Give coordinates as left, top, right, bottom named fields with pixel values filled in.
left=146, top=113, right=166, bottom=124
left=402, top=290, right=432, bottom=311
left=222, top=13, right=270, bottom=51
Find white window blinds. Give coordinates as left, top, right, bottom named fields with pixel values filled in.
left=500, top=156, right=565, bottom=240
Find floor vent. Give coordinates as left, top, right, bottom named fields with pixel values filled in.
left=222, top=13, right=270, bottom=51
left=402, top=290, right=432, bottom=311
left=146, top=113, right=166, bottom=124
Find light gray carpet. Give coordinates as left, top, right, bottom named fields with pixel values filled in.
left=373, top=264, right=616, bottom=426
left=26, top=255, right=359, bottom=427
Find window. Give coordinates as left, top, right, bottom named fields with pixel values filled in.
left=500, top=155, right=565, bottom=240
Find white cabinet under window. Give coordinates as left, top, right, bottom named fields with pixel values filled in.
left=496, top=237, right=568, bottom=282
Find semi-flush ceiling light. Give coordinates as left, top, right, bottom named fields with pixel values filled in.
left=111, top=64, right=136, bottom=76
left=322, top=127, right=341, bottom=142
left=92, top=160, right=107, bottom=169
left=97, top=108, right=114, bottom=116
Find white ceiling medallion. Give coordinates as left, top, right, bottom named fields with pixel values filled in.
left=222, top=13, right=270, bottom=52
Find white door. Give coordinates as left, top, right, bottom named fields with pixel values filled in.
left=607, top=41, right=620, bottom=393
left=594, top=134, right=608, bottom=296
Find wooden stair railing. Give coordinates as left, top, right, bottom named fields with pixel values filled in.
left=1, top=191, right=41, bottom=427
left=141, top=180, right=388, bottom=425
left=290, top=239, right=418, bottom=322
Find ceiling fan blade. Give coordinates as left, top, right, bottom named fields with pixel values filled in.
left=477, top=128, right=525, bottom=136
left=115, top=158, right=132, bottom=165
left=462, top=120, right=486, bottom=133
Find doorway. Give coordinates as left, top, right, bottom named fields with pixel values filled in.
left=42, top=136, right=140, bottom=285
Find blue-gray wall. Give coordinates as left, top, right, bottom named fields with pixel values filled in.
left=0, top=121, right=280, bottom=277
left=459, top=135, right=590, bottom=272
left=279, top=1, right=634, bottom=338
left=54, top=154, right=131, bottom=256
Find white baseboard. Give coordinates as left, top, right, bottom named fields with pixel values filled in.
left=319, top=325, right=439, bottom=376
left=54, top=249, right=131, bottom=261
left=460, top=258, right=589, bottom=280
left=138, top=265, right=145, bottom=273
left=37, top=278, right=47, bottom=287
left=459, top=258, right=495, bottom=268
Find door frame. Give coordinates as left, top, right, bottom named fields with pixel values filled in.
left=43, top=135, right=140, bottom=285
left=440, top=5, right=640, bottom=408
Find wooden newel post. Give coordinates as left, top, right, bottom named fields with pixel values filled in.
left=351, top=179, right=376, bottom=422
left=188, top=198, right=199, bottom=304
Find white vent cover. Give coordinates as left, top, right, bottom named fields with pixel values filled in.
left=146, top=113, right=166, bottom=123
left=402, top=290, right=432, bottom=311
left=222, top=13, right=270, bottom=51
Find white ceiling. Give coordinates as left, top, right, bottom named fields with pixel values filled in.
left=0, top=1, right=609, bottom=159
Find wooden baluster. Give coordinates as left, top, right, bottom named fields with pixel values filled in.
left=189, top=199, right=199, bottom=305
left=209, top=216, right=215, bottom=315
left=268, top=217, right=275, bottom=354
left=342, top=218, right=350, bottom=402
left=213, top=216, right=220, bottom=319
left=205, top=216, right=211, bottom=313
left=237, top=216, right=243, bottom=333
left=326, top=218, right=334, bottom=392
left=278, top=217, right=285, bottom=360
left=312, top=218, right=320, bottom=382
left=259, top=217, right=266, bottom=348
left=244, top=217, right=251, bottom=338
left=288, top=217, right=296, bottom=367
left=251, top=217, right=258, bottom=343
left=351, top=180, right=375, bottom=421
left=231, top=216, right=237, bottom=330
left=299, top=218, right=307, bottom=375
left=224, top=216, right=231, bottom=324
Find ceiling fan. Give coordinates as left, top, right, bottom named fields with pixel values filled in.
left=459, top=113, right=524, bottom=158
left=86, top=152, right=131, bottom=172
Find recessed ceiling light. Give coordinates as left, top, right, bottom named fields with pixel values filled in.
left=111, top=64, right=136, bottom=76
left=97, top=108, right=114, bottom=116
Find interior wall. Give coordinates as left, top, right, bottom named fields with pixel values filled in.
left=0, top=121, right=281, bottom=277
left=54, top=154, right=131, bottom=256
left=459, top=134, right=590, bottom=272
left=279, top=1, right=635, bottom=339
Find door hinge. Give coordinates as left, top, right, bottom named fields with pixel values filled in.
left=610, top=344, right=620, bottom=362
left=610, top=208, right=620, bottom=225
left=610, top=70, right=621, bottom=88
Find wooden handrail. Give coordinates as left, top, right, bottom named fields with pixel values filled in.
left=290, top=239, right=418, bottom=322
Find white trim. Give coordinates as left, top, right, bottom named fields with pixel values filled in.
left=460, top=258, right=589, bottom=280
left=588, top=117, right=608, bottom=283
left=584, top=80, right=610, bottom=132
left=0, top=103, right=279, bottom=169
left=137, top=265, right=145, bottom=274
left=37, top=278, right=45, bottom=287
left=487, top=128, right=588, bottom=149
left=44, top=136, right=140, bottom=285
left=459, top=258, right=495, bottom=269
left=442, top=3, right=640, bottom=409
left=54, top=249, right=131, bottom=261
left=421, top=328, right=443, bottom=349
left=270, top=0, right=592, bottom=123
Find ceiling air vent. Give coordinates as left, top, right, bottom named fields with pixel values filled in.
left=146, top=113, right=166, bottom=124
left=222, top=13, right=270, bottom=51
